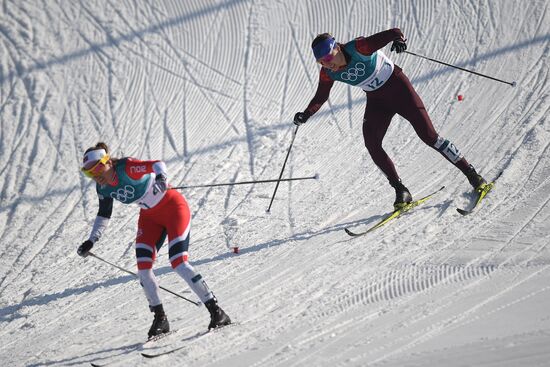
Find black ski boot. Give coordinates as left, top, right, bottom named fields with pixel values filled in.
left=390, top=179, right=412, bottom=210
left=204, top=298, right=231, bottom=330
left=148, top=304, right=170, bottom=339
left=464, top=165, right=487, bottom=191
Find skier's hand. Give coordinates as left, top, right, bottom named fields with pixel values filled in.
left=153, top=174, right=168, bottom=195
left=391, top=38, right=407, bottom=53
left=78, top=240, right=94, bottom=257
left=293, top=111, right=311, bottom=126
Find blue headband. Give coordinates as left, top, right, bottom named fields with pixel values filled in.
left=312, top=37, right=336, bottom=59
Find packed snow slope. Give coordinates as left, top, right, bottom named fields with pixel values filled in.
left=1, top=0, right=549, bottom=366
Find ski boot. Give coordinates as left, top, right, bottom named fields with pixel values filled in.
left=148, top=304, right=170, bottom=339
left=204, top=298, right=231, bottom=330
left=464, top=165, right=487, bottom=192
left=390, top=179, right=412, bottom=210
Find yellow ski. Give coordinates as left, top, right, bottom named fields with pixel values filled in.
left=456, top=171, right=502, bottom=215
left=345, top=186, right=445, bottom=237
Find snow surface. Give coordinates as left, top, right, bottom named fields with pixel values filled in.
left=1, top=0, right=549, bottom=366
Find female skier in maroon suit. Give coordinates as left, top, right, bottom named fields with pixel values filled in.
left=294, top=29, right=486, bottom=208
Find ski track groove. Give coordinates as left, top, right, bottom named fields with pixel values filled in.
left=105, top=61, right=121, bottom=142
left=491, top=190, right=550, bottom=266
left=144, top=16, right=242, bottom=141
left=0, top=203, right=87, bottom=322
left=182, top=81, right=188, bottom=157
left=0, top=184, right=84, bottom=294
left=368, top=263, right=550, bottom=365
left=222, top=164, right=240, bottom=213
left=0, top=117, right=45, bottom=289
left=241, top=0, right=256, bottom=177
left=279, top=22, right=294, bottom=125
left=313, top=264, right=498, bottom=321
left=388, top=224, right=548, bottom=359
left=533, top=0, right=549, bottom=35
left=17, top=282, right=142, bottom=363
left=163, top=96, right=182, bottom=157
left=268, top=175, right=544, bottom=366
left=224, top=212, right=475, bottom=367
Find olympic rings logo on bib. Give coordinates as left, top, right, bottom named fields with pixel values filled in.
left=110, top=185, right=135, bottom=202
left=341, top=62, right=366, bottom=82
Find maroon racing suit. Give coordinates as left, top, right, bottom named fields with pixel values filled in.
left=304, top=28, right=472, bottom=185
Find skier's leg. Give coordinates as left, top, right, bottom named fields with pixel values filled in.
left=363, top=104, right=399, bottom=181
left=393, top=72, right=486, bottom=188
left=135, top=214, right=170, bottom=338
left=363, top=103, right=412, bottom=207
left=169, top=232, right=215, bottom=303
left=164, top=191, right=231, bottom=329
left=135, top=214, right=165, bottom=307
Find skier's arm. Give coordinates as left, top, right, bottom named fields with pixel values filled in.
left=294, top=69, right=334, bottom=125
left=355, top=28, right=405, bottom=55
left=88, top=195, right=113, bottom=243
left=304, top=69, right=335, bottom=116
left=78, top=195, right=113, bottom=256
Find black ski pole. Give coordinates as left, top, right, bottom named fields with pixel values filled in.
left=88, top=251, right=200, bottom=306
left=267, top=125, right=300, bottom=212
left=170, top=174, right=318, bottom=190
left=404, top=50, right=517, bottom=87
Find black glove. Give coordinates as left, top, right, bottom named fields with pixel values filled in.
left=78, top=240, right=94, bottom=257
left=391, top=39, right=407, bottom=53
left=293, top=111, right=311, bottom=126
left=153, top=173, right=168, bottom=195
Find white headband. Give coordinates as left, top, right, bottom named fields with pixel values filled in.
left=82, top=149, right=107, bottom=168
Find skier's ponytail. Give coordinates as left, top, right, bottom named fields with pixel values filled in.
left=85, top=142, right=109, bottom=155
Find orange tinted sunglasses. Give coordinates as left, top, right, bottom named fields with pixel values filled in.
left=81, top=154, right=110, bottom=178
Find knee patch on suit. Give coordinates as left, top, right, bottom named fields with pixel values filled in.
left=136, top=243, right=155, bottom=270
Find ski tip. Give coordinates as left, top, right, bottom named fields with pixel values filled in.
left=314, top=173, right=320, bottom=179
left=141, top=353, right=156, bottom=359
left=344, top=228, right=359, bottom=237
left=456, top=208, right=471, bottom=216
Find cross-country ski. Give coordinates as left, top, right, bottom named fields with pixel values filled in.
left=456, top=171, right=504, bottom=215
left=345, top=186, right=445, bottom=237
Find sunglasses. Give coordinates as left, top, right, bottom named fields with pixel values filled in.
left=317, top=48, right=337, bottom=64
left=81, top=154, right=110, bottom=178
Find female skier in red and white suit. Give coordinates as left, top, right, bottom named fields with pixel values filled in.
left=77, top=142, right=231, bottom=338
